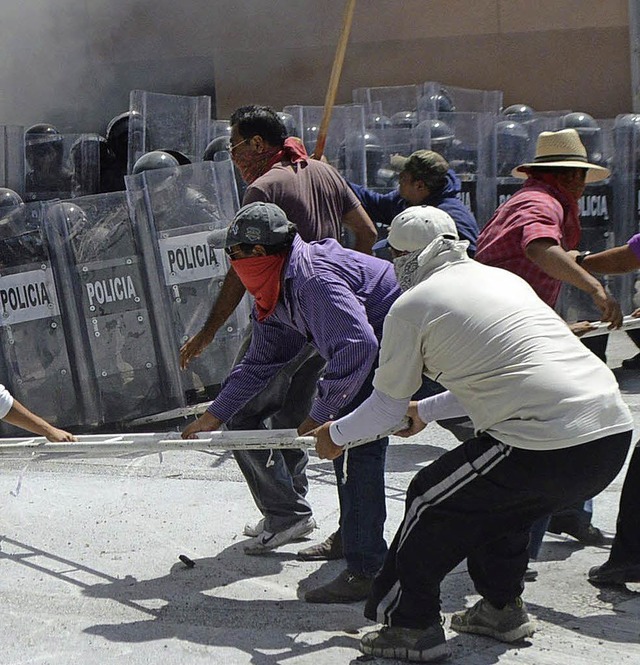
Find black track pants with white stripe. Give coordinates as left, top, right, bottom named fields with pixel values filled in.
left=365, top=430, right=632, bottom=629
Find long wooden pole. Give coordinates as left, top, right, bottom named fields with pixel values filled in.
left=313, top=0, right=357, bottom=159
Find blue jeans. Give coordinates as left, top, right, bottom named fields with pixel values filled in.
left=228, top=331, right=325, bottom=533
left=334, top=360, right=389, bottom=577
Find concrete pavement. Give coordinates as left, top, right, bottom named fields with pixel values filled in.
left=1, top=331, right=640, bottom=664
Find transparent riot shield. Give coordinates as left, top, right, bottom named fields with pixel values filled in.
left=128, top=90, right=211, bottom=172
left=0, top=200, right=98, bottom=435
left=283, top=104, right=366, bottom=185
left=25, top=133, right=100, bottom=202
left=613, top=114, right=640, bottom=315
left=557, top=119, right=616, bottom=322
left=413, top=112, right=496, bottom=227
left=44, top=192, right=183, bottom=426
left=209, top=119, right=231, bottom=141
left=0, top=125, right=25, bottom=197
left=125, top=160, right=248, bottom=405
left=353, top=84, right=422, bottom=127
left=420, top=82, right=504, bottom=116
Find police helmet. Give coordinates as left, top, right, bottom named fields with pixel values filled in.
left=561, top=112, right=603, bottom=162
left=132, top=150, right=180, bottom=175
left=203, top=135, right=231, bottom=161
left=25, top=123, right=62, bottom=146
left=106, top=111, right=144, bottom=161
left=390, top=110, right=417, bottom=129
left=158, top=149, right=191, bottom=165
left=0, top=187, right=24, bottom=211
left=501, top=104, right=535, bottom=123
left=277, top=112, right=298, bottom=137
left=366, top=113, right=392, bottom=130
left=426, top=89, right=456, bottom=114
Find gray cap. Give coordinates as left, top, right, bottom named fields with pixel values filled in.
left=208, top=202, right=296, bottom=248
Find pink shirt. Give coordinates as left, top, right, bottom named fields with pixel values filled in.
left=475, top=179, right=581, bottom=307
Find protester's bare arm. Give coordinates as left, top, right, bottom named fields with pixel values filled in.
left=525, top=238, right=622, bottom=328
left=342, top=206, right=377, bottom=255
left=581, top=245, right=640, bottom=275
left=4, top=400, right=76, bottom=441
left=180, top=269, right=247, bottom=369
left=181, top=411, right=223, bottom=439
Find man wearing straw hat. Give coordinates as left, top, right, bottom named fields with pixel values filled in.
left=476, top=128, right=621, bottom=327
left=476, top=128, right=622, bottom=549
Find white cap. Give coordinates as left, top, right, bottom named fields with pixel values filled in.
left=388, top=205, right=458, bottom=252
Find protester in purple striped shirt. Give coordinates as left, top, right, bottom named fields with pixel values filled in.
left=182, top=201, right=401, bottom=603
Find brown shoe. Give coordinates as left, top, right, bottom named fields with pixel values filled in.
left=297, top=529, right=343, bottom=561
left=305, top=569, right=372, bottom=604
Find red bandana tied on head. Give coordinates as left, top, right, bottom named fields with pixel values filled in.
left=233, top=137, right=309, bottom=185
left=231, top=254, right=288, bottom=321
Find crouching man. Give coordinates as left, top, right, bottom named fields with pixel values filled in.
left=182, top=201, right=401, bottom=603
left=314, top=205, right=633, bottom=662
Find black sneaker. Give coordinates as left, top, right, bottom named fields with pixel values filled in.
left=451, top=597, right=535, bottom=643
left=548, top=518, right=605, bottom=546
left=297, top=529, right=343, bottom=561
left=588, top=561, right=640, bottom=585
left=360, top=623, right=451, bottom=662
left=304, top=569, right=372, bottom=603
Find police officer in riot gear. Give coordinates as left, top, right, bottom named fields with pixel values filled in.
left=24, top=123, right=73, bottom=201
left=496, top=120, right=530, bottom=177
left=105, top=111, right=145, bottom=185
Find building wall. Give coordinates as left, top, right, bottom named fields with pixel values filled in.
left=0, top=0, right=631, bottom=132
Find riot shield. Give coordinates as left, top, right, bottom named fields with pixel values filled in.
left=25, top=133, right=100, bottom=202
left=493, top=115, right=562, bottom=211
left=612, top=114, right=640, bottom=315
left=557, top=119, right=616, bottom=322
left=353, top=84, right=423, bottom=125
left=414, top=112, right=496, bottom=227
left=45, top=192, right=183, bottom=426
left=125, top=160, right=248, bottom=404
left=283, top=104, right=366, bottom=185
left=128, top=90, right=211, bottom=172
left=0, top=200, right=98, bottom=435
left=420, top=82, right=504, bottom=116
left=0, top=125, right=25, bottom=197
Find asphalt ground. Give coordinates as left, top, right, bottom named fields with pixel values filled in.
left=1, top=331, right=639, bottom=664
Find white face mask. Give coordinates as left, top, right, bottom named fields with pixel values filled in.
left=393, top=250, right=422, bottom=292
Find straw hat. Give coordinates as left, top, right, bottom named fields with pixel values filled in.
left=512, top=128, right=610, bottom=183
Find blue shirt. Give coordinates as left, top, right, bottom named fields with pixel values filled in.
left=349, top=169, right=479, bottom=255
left=208, top=235, right=400, bottom=423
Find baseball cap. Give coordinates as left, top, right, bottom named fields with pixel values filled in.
left=386, top=205, right=458, bottom=252
left=208, top=202, right=296, bottom=248
left=390, top=149, right=449, bottom=180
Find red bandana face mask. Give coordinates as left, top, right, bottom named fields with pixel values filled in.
left=232, top=137, right=309, bottom=185
left=231, top=254, right=288, bottom=321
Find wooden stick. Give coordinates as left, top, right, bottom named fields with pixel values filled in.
left=313, top=0, right=357, bottom=159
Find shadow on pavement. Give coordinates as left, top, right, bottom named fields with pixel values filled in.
left=82, top=541, right=368, bottom=663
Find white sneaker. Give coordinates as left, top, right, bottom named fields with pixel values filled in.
left=243, top=518, right=266, bottom=538
left=244, top=516, right=317, bottom=555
